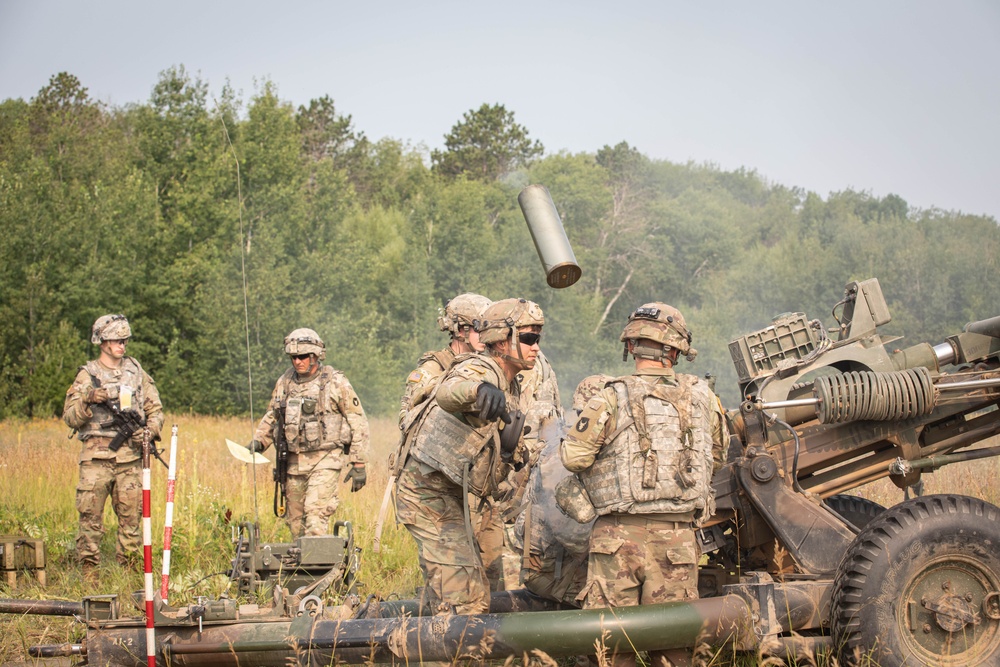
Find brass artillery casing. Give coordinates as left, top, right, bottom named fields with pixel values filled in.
left=518, top=184, right=582, bottom=289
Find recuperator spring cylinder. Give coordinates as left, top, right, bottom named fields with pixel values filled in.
left=814, top=367, right=936, bottom=423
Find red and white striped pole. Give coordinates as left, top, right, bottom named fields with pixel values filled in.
left=141, top=427, right=156, bottom=667
left=160, top=425, right=178, bottom=605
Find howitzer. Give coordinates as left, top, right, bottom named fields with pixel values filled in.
left=5, top=276, right=1000, bottom=666
left=272, top=407, right=289, bottom=518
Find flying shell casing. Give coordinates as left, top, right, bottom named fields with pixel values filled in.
left=518, top=184, right=582, bottom=289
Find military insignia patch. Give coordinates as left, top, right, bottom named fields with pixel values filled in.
left=407, top=370, right=423, bottom=383
left=576, top=417, right=590, bottom=432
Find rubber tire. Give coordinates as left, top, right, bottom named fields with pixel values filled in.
left=831, top=494, right=1000, bottom=667
left=825, top=494, right=886, bottom=531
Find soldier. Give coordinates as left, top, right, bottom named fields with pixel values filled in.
left=393, top=298, right=542, bottom=614
left=63, top=314, right=164, bottom=575
left=248, top=328, right=370, bottom=539
left=560, top=303, right=728, bottom=667
left=398, top=293, right=492, bottom=427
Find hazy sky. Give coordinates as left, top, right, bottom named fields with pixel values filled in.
left=2, top=1, right=998, bottom=220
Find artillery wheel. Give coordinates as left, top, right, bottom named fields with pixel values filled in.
left=831, top=494, right=1000, bottom=666
left=825, top=494, right=886, bottom=531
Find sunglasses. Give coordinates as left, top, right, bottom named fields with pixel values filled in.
left=291, top=353, right=313, bottom=361
left=518, top=332, right=542, bottom=346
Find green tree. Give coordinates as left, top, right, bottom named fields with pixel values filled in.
left=432, top=103, right=543, bottom=182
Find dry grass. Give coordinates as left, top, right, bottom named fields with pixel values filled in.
left=0, top=418, right=997, bottom=665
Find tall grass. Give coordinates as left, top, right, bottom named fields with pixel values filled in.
left=0, top=417, right=997, bottom=665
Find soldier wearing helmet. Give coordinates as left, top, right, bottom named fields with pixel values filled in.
left=63, top=314, right=164, bottom=576
left=393, top=298, right=543, bottom=614
left=248, top=328, right=370, bottom=539
left=398, top=293, right=492, bottom=428
left=560, top=303, right=727, bottom=667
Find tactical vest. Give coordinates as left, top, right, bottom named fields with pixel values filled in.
left=402, top=353, right=510, bottom=497
left=78, top=357, right=147, bottom=440
left=273, top=366, right=350, bottom=453
left=579, top=374, right=716, bottom=517
left=407, top=403, right=501, bottom=496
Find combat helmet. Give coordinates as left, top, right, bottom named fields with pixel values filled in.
left=91, top=314, right=131, bottom=345
left=477, top=298, right=544, bottom=346
left=284, top=328, right=326, bottom=360
left=437, top=293, right=492, bottom=341
left=620, top=302, right=696, bottom=362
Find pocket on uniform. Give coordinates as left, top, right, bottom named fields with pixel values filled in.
left=589, top=534, right=626, bottom=556
left=666, top=543, right=698, bottom=565
left=303, top=420, right=321, bottom=445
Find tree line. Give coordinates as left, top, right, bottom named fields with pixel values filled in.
left=1, top=68, right=997, bottom=419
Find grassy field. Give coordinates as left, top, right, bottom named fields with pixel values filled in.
left=0, top=415, right=997, bottom=665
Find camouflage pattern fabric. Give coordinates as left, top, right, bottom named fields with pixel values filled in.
left=394, top=457, right=490, bottom=614
left=579, top=514, right=699, bottom=667
left=572, top=373, right=615, bottom=414
left=75, top=456, right=142, bottom=566
left=63, top=358, right=164, bottom=463
left=284, top=460, right=342, bottom=537
left=254, top=364, right=369, bottom=537
left=398, top=347, right=454, bottom=427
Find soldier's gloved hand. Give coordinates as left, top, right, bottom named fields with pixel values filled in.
left=344, top=464, right=367, bottom=492
left=499, top=410, right=527, bottom=462
left=85, top=387, right=109, bottom=404
left=247, top=440, right=265, bottom=453
left=475, top=382, right=506, bottom=421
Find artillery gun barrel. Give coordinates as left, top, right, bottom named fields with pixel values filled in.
left=966, top=315, right=1000, bottom=338
left=0, top=598, right=84, bottom=616
left=28, top=594, right=753, bottom=666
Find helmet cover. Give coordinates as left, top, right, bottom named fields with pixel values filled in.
left=476, top=298, right=544, bottom=346
left=91, top=314, right=131, bottom=345
left=437, top=293, right=492, bottom=337
left=284, top=328, right=326, bottom=360
left=620, top=302, right=692, bottom=354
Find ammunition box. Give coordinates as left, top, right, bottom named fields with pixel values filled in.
left=0, top=535, right=46, bottom=587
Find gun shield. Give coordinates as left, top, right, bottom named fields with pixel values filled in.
left=518, top=185, right=581, bottom=289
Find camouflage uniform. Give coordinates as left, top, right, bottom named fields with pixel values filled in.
left=561, top=364, right=727, bottom=667
left=394, top=352, right=522, bottom=614
left=63, top=355, right=163, bottom=567
left=254, top=364, right=370, bottom=538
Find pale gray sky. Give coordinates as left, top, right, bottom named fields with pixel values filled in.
left=2, top=1, right=998, bottom=220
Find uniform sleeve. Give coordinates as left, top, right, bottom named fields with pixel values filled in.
left=252, top=383, right=284, bottom=451
left=334, top=375, right=370, bottom=464
left=398, top=360, right=441, bottom=428
left=559, top=388, right=616, bottom=472
left=63, top=368, right=94, bottom=430
left=141, top=370, right=164, bottom=440
left=435, top=361, right=496, bottom=415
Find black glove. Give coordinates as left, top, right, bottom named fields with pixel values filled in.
left=247, top=440, right=264, bottom=453
left=344, top=464, right=367, bottom=492
left=499, top=410, right=528, bottom=462
left=475, top=382, right=507, bottom=421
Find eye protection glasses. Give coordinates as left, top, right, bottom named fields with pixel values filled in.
left=518, top=332, right=542, bottom=346
left=291, top=353, right=313, bottom=361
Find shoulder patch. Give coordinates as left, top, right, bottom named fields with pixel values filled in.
left=407, top=370, right=424, bottom=383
